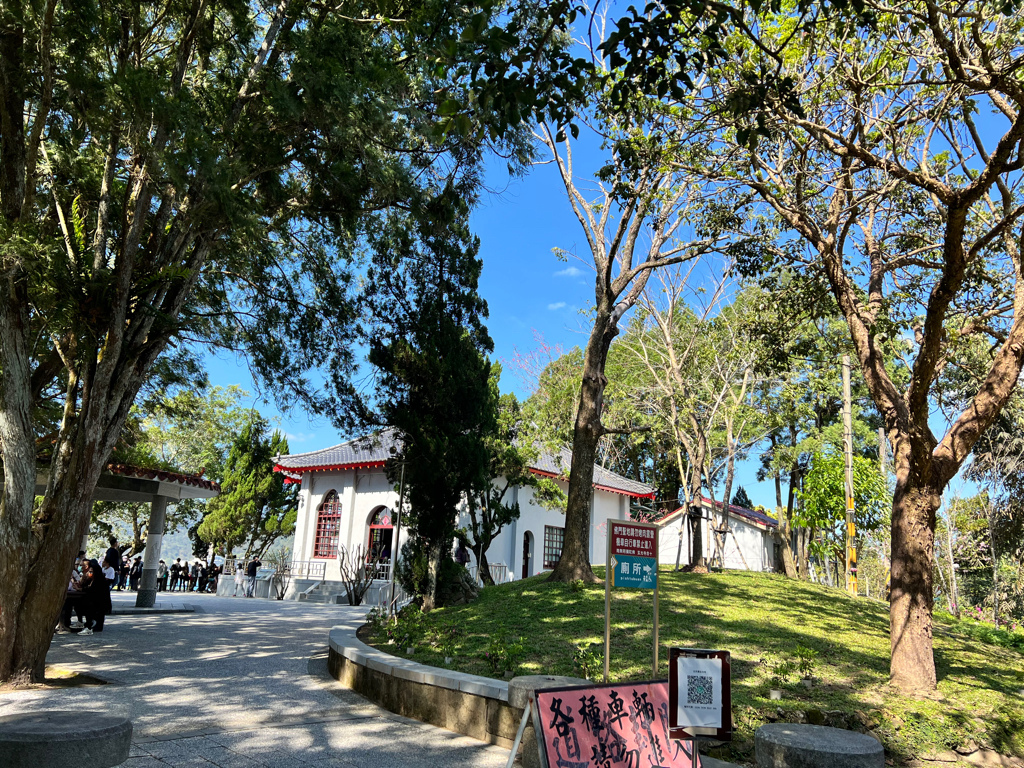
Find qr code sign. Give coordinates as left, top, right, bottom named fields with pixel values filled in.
left=687, top=674, right=714, bottom=706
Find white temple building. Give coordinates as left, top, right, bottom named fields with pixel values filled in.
left=273, top=429, right=778, bottom=599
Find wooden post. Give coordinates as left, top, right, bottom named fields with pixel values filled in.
left=843, top=355, right=857, bottom=596
left=653, top=570, right=659, bottom=678
left=604, top=551, right=611, bottom=683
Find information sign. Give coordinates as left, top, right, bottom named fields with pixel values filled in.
left=608, top=520, right=658, bottom=589
left=532, top=680, right=701, bottom=768
left=668, top=648, right=732, bottom=742
left=605, top=518, right=660, bottom=681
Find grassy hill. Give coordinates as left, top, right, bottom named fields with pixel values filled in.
left=364, top=569, right=1024, bottom=765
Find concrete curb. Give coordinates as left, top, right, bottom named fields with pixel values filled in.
left=328, top=625, right=510, bottom=703
left=110, top=602, right=196, bottom=615
left=328, top=624, right=518, bottom=749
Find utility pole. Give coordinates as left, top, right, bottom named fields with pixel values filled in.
left=879, top=426, right=887, bottom=474
left=843, top=355, right=857, bottom=596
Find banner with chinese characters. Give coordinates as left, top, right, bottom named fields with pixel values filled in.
left=534, top=680, right=701, bottom=768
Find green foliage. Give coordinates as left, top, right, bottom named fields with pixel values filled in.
left=366, top=571, right=1024, bottom=761
left=794, top=645, right=819, bottom=678
left=366, top=184, right=496, bottom=607
left=483, top=634, right=527, bottom=675
left=797, top=451, right=890, bottom=560
left=572, top=642, right=602, bottom=680
left=197, top=418, right=297, bottom=559
left=395, top=539, right=473, bottom=607
left=731, top=486, right=755, bottom=510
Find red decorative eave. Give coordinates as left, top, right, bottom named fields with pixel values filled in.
left=105, top=463, right=221, bottom=493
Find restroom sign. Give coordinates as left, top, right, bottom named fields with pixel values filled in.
left=608, top=520, right=658, bottom=589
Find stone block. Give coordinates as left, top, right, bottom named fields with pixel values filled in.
left=459, top=677, right=505, bottom=699
left=507, top=675, right=589, bottom=710
left=0, top=710, right=132, bottom=768
left=365, top=656, right=394, bottom=676
left=487, top=699, right=523, bottom=744
left=755, top=724, right=884, bottom=768
left=447, top=692, right=488, bottom=741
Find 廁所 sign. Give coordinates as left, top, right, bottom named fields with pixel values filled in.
left=608, top=520, right=658, bottom=589
left=605, top=519, right=660, bottom=681
left=668, top=648, right=732, bottom=742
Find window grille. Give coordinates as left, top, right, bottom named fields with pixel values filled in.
left=313, top=491, right=342, bottom=558
left=543, top=525, right=564, bottom=569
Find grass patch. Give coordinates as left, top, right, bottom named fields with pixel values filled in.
left=364, top=569, right=1024, bottom=764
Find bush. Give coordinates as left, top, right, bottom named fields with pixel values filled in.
left=396, top=538, right=472, bottom=607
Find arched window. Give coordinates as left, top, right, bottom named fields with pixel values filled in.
left=313, top=491, right=342, bottom=558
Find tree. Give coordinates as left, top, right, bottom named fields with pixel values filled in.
left=537, top=70, right=725, bottom=583
left=0, top=0, right=547, bottom=683
left=366, top=185, right=496, bottom=611
left=197, top=419, right=296, bottom=560
left=798, top=451, right=890, bottom=587
left=465, top=366, right=563, bottom=586
left=671, top=1, right=1024, bottom=690
left=731, top=486, right=754, bottom=510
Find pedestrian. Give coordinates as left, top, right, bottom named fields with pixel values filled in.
left=80, top=559, right=112, bottom=635
left=246, top=557, right=262, bottom=597
left=119, top=556, right=130, bottom=590
left=157, top=560, right=168, bottom=591
left=104, top=537, right=120, bottom=578
left=233, top=562, right=245, bottom=596
left=170, top=559, right=181, bottom=591
left=180, top=561, right=189, bottom=591
left=129, top=556, right=143, bottom=591
left=454, top=540, right=471, bottom=567
left=101, top=557, right=117, bottom=590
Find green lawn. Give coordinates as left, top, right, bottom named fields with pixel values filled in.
left=364, top=569, right=1024, bottom=764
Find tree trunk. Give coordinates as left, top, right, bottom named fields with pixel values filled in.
left=688, top=435, right=708, bottom=569
left=889, top=441, right=940, bottom=692
left=478, top=549, right=495, bottom=587
left=550, top=308, right=617, bottom=583
left=423, top=539, right=442, bottom=611
left=944, top=508, right=960, bottom=618
left=988, top=505, right=999, bottom=629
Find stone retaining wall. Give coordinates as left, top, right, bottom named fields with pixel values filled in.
left=327, top=626, right=523, bottom=749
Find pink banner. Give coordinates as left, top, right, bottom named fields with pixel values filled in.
left=534, top=680, right=700, bottom=768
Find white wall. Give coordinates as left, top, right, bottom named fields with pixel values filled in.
left=477, top=482, right=634, bottom=580
left=295, top=468, right=407, bottom=582
left=656, top=512, right=776, bottom=572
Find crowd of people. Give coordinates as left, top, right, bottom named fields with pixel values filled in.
left=57, top=551, right=112, bottom=635
left=95, top=536, right=223, bottom=594
left=56, top=537, right=229, bottom=637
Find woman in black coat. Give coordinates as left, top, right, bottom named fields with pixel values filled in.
left=81, top=559, right=112, bottom=634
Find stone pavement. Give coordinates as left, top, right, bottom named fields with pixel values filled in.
left=0, top=593, right=509, bottom=768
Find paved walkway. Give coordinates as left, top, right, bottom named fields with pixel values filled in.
left=0, top=593, right=510, bottom=768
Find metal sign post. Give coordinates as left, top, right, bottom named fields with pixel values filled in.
left=604, top=518, right=660, bottom=682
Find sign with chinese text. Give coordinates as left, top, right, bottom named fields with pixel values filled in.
left=534, top=680, right=701, bottom=768
left=608, top=520, right=658, bottom=590
left=668, top=648, right=732, bottom=741
left=609, top=555, right=657, bottom=590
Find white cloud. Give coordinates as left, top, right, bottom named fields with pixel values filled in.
left=548, top=302, right=567, bottom=311
left=554, top=266, right=584, bottom=278
left=284, top=431, right=317, bottom=444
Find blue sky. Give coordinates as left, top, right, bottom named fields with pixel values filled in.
left=201, top=138, right=789, bottom=510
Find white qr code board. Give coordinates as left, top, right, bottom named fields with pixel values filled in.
left=668, top=648, right=732, bottom=741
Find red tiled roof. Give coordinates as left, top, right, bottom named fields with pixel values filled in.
left=274, top=430, right=657, bottom=500
left=105, top=463, right=221, bottom=493
left=656, top=498, right=778, bottom=530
